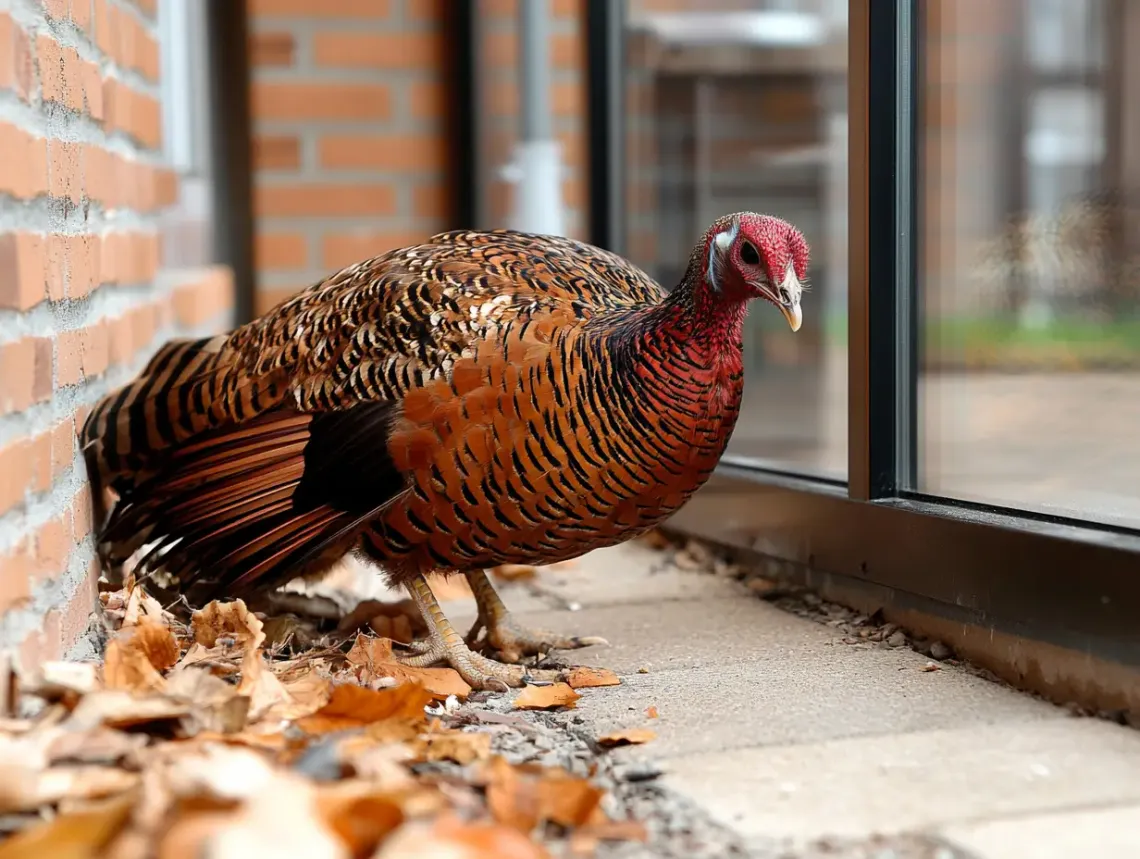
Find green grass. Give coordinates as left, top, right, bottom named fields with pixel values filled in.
left=819, top=312, right=1140, bottom=369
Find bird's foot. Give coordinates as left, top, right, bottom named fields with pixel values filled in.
left=396, top=634, right=565, bottom=692
left=473, top=614, right=608, bottom=664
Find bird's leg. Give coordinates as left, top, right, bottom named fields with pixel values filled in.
left=397, top=574, right=564, bottom=691
left=463, top=569, right=607, bottom=664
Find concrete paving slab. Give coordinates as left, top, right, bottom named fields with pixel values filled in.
left=568, top=648, right=1060, bottom=757
left=939, top=804, right=1140, bottom=859
left=660, top=718, right=1140, bottom=844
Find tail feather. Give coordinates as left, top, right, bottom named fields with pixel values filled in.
left=93, top=401, right=407, bottom=604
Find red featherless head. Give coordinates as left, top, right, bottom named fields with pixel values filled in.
left=697, top=212, right=809, bottom=332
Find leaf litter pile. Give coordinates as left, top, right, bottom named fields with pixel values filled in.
left=0, top=567, right=690, bottom=859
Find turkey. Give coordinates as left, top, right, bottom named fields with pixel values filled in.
left=81, top=212, right=808, bottom=690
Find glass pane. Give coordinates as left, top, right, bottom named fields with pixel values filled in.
left=621, top=0, right=849, bottom=478
left=919, top=0, right=1140, bottom=526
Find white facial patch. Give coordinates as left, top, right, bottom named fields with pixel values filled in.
left=707, top=220, right=739, bottom=291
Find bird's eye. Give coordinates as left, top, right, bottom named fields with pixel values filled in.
left=740, top=241, right=760, bottom=266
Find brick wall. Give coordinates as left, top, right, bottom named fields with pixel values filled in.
left=246, top=0, right=451, bottom=315
left=0, top=0, right=233, bottom=668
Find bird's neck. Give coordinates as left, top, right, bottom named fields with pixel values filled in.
left=611, top=269, right=748, bottom=414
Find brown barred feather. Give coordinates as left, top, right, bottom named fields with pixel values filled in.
left=82, top=220, right=808, bottom=603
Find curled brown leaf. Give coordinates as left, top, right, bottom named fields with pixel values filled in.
left=103, top=619, right=181, bottom=694
left=596, top=728, right=656, bottom=748
left=566, top=667, right=621, bottom=689
left=513, top=684, right=581, bottom=711
left=191, top=600, right=265, bottom=652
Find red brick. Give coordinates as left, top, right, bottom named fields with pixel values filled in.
left=58, top=323, right=110, bottom=386
left=252, top=135, right=301, bottom=170
left=0, top=233, right=47, bottom=310
left=0, top=338, right=52, bottom=414
left=255, top=232, right=308, bottom=270
left=0, top=13, right=35, bottom=101
left=312, top=32, right=442, bottom=69
left=48, top=139, right=85, bottom=204
left=71, top=485, right=93, bottom=543
left=46, top=234, right=66, bottom=301
left=0, top=539, right=34, bottom=615
left=412, top=182, right=448, bottom=219
left=255, top=285, right=307, bottom=315
left=247, top=0, right=391, bottom=17
left=37, top=36, right=84, bottom=111
left=45, top=0, right=70, bottom=20
left=0, top=122, right=48, bottom=200
left=60, top=558, right=100, bottom=650
left=254, top=183, right=396, bottom=217
left=35, top=515, right=72, bottom=581
left=72, top=0, right=94, bottom=33
left=81, top=59, right=104, bottom=120
left=322, top=230, right=428, bottom=269
left=409, top=80, right=445, bottom=120
left=104, top=78, right=163, bottom=148
left=0, top=440, right=33, bottom=515
left=51, top=418, right=75, bottom=478
left=251, top=82, right=390, bottom=121
left=172, top=267, right=235, bottom=326
left=318, top=134, right=446, bottom=171
left=250, top=31, right=295, bottom=66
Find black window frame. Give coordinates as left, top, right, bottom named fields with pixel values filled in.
left=586, top=0, right=1140, bottom=668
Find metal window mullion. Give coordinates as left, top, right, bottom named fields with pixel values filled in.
left=446, top=0, right=482, bottom=230
left=847, top=0, right=918, bottom=501
left=585, top=0, right=626, bottom=255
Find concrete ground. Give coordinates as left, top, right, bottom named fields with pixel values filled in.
left=432, top=540, right=1140, bottom=858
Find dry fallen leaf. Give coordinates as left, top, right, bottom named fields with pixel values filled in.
left=46, top=726, right=147, bottom=768
left=166, top=667, right=251, bottom=735
left=65, top=690, right=191, bottom=732
left=377, top=814, right=551, bottom=859
left=21, top=661, right=100, bottom=704
left=485, top=757, right=604, bottom=833
left=102, top=619, right=180, bottom=694
left=513, top=684, right=581, bottom=711
left=491, top=564, right=538, bottom=582
left=314, top=783, right=405, bottom=858
left=236, top=650, right=331, bottom=724
left=261, top=614, right=322, bottom=652
left=160, top=770, right=346, bottom=859
left=122, top=584, right=166, bottom=628
left=596, top=728, right=656, bottom=748
left=296, top=682, right=432, bottom=735
left=566, top=667, right=621, bottom=689
left=346, top=636, right=470, bottom=701
left=191, top=599, right=266, bottom=651
left=0, top=762, right=140, bottom=814
left=411, top=729, right=492, bottom=766
left=0, top=789, right=136, bottom=859
left=646, top=706, right=658, bottom=719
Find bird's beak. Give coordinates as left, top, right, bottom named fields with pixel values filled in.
left=779, top=300, right=802, bottom=333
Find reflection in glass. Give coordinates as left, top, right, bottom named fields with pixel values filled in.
left=621, top=0, right=849, bottom=478
left=919, top=0, right=1140, bottom=526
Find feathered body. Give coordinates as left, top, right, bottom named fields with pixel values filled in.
left=82, top=215, right=807, bottom=608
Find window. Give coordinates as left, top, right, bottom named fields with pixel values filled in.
left=587, top=0, right=1139, bottom=668
left=618, top=0, right=849, bottom=479
left=919, top=0, right=1140, bottom=529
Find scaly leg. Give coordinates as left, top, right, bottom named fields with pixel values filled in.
left=397, top=574, right=564, bottom=691
left=464, top=569, right=607, bottom=663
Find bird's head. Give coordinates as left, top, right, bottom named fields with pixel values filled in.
left=700, top=212, right=809, bottom=332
